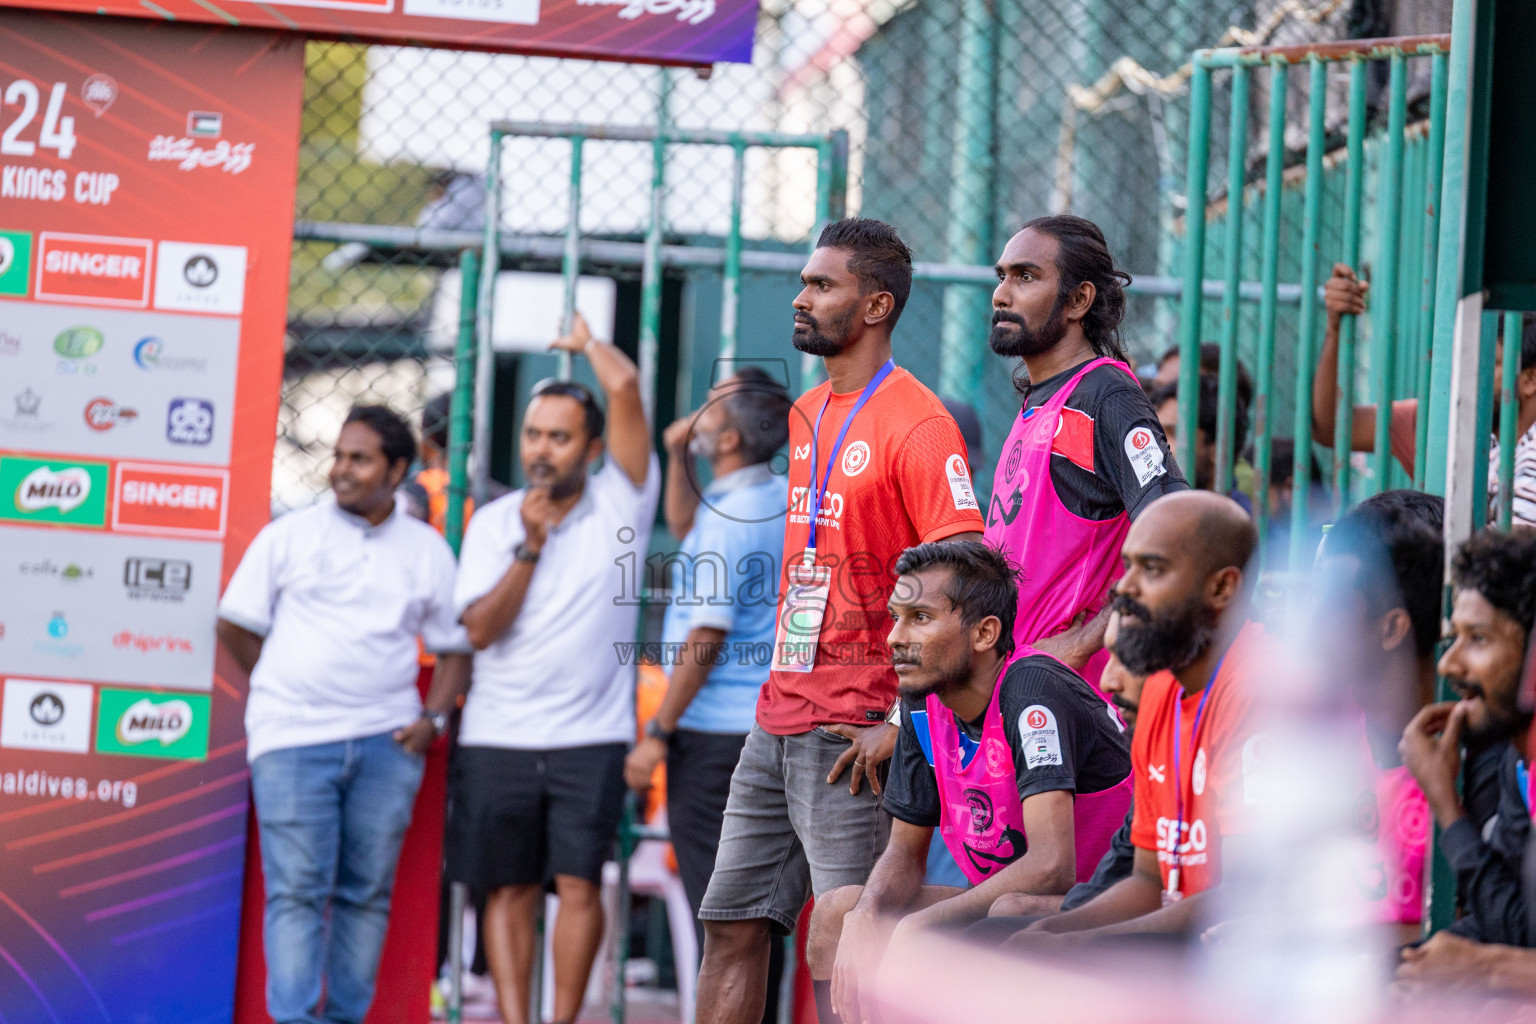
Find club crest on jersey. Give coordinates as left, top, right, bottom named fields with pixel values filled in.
left=1004, top=440, right=1023, bottom=481
left=1123, top=426, right=1167, bottom=486
left=1192, top=747, right=1207, bottom=796
left=842, top=440, right=871, bottom=477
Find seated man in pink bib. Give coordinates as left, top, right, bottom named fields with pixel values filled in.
left=805, top=540, right=1132, bottom=1024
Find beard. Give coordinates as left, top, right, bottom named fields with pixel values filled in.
left=894, top=649, right=971, bottom=701
left=525, top=459, right=587, bottom=500
left=792, top=301, right=858, bottom=356
left=988, top=293, right=1068, bottom=358
left=1110, top=592, right=1219, bottom=676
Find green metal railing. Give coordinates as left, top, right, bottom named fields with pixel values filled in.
left=1176, top=34, right=1453, bottom=568
left=474, top=120, right=850, bottom=506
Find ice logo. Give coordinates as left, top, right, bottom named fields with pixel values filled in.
left=116, top=698, right=192, bottom=746
left=81, top=74, right=117, bottom=117
left=166, top=398, right=214, bottom=446
left=0, top=237, right=13, bottom=276
left=47, top=613, right=67, bottom=639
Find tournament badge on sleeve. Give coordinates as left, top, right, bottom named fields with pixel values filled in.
left=773, top=557, right=831, bottom=673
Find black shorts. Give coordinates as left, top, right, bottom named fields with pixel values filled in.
left=446, top=743, right=627, bottom=889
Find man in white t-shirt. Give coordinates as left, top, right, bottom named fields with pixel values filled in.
left=218, top=405, right=471, bottom=1024
left=448, top=315, right=659, bottom=1024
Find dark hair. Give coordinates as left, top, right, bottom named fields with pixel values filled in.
left=1150, top=372, right=1251, bottom=456
left=1020, top=214, right=1132, bottom=363
left=344, top=404, right=417, bottom=468
left=1522, top=314, right=1536, bottom=373
left=529, top=378, right=605, bottom=440
left=1451, top=528, right=1536, bottom=637
left=1327, top=490, right=1445, bottom=658
left=816, top=218, right=914, bottom=329
left=1156, top=343, right=1254, bottom=410
left=893, top=540, right=1019, bottom=657
left=422, top=392, right=453, bottom=452
left=720, top=366, right=792, bottom=465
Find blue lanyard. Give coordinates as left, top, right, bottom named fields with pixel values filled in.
left=1519, top=761, right=1532, bottom=814
left=805, top=360, right=894, bottom=554
left=1168, top=657, right=1222, bottom=888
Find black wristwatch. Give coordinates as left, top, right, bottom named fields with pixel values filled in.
left=514, top=542, right=541, bottom=563
left=645, top=718, right=674, bottom=743
left=422, top=709, right=449, bottom=736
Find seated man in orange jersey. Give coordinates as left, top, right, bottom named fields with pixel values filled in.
left=1008, top=490, right=1264, bottom=942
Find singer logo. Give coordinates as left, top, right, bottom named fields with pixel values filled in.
left=36, top=233, right=153, bottom=307
left=112, top=463, right=227, bottom=538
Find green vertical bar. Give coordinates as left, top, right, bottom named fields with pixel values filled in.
left=1333, top=58, right=1368, bottom=514
left=1289, top=57, right=1328, bottom=571
left=639, top=72, right=671, bottom=422
left=473, top=129, right=503, bottom=508
left=720, top=139, right=746, bottom=361
left=1499, top=310, right=1520, bottom=530
left=447, top=247, right=479, bottom=556
left=801, top=138, right=835, bottom=388
left=1370, top=53, right=1409, bottom=493
left=1473, top=309, right=1499, bottom=532
left=559, top=135, right=585, bottom=381
left=939, top=0, right=998, bottom=400
left=1176, top=63, right=1213, bottom=481
left=1415, top=52, right=1450, bottom=489
left=1254, top=57, right=1287, bottom=552
left=1214, top=65, right=1250, bottom=497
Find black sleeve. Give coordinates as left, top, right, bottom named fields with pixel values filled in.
left=1441, top=747, right=1531, bottom=945
left=1059, top=807, right=1136, bottom=911
left=881, top=698, right=941, bottom=827
left=998, top=659, right=1086, bottom=801
left=1089, top=385, right=1189, bottom=520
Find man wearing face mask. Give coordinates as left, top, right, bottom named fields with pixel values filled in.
left=447, top=315, right=659, bottom=1024
left=623, top=368, right=791, bottom=977
left=1399, top=529, right=1536, bottom=950
left=985, top=215, right=1187, bottom=688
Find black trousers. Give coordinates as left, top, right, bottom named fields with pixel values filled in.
left=666, top=728, right=784, bottom=1023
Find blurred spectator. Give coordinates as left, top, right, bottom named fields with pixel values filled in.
left=1399, top=529, right=1536, bottom=948
left=416, top=391, right=473, bottom=536
left=1317, top=490, right=1444, bottom=940
left=1151, top=375, right=1255, bottom=514
left=623, top=366, right=792, bottom=1020
left=217, top=405, right=471, bottom=1024
left=448, top=315, right=659, bottom=1024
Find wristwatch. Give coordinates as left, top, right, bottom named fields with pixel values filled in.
left=514, top=542, right=541, bottom=563
left=422, top=709, right=449, bottom=736
left=645, top=718, right=674, bottom=743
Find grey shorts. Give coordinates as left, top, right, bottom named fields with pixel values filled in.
left=699, top=724, right=890, bottom=934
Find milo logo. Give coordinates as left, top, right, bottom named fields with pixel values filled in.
left=54, top=326, right=104, bottom=360
left=17, top=466, right=91, bottom=512
left=116, top=697, right=192, bottom=746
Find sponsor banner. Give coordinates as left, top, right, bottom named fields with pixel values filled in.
left=0, top=0, right=756, bottom=64
left=0, top=304, right=237, bottom=464
left=0, top=532, right=222, bottom=691
left=113, top=462, right=229, bottom=538
left=0, top=454, right=110, bottom=527
left=0, top=15, right=298, bottom=1024
left=95, top=688, right=210, bottom=759
left=0, top=678, right=95, bottom=753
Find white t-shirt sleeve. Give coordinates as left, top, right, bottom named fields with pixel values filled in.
left=422, top=534, right=474, bottom=654
left=219, top=520, right=283, bottom=637
left=454, top=502, right=518, bottom=619
left=594, top=452, right=662, bottom=527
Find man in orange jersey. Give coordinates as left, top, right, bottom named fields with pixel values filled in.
left=1011, top=490, right=1263, bottom=941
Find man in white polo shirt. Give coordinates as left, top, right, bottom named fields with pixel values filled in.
left=217, top=404, right=471, bottom=1024
left=449, top=314, right=659, bottom=1024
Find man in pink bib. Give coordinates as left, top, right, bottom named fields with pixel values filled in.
left=804, top=540, right=1132, bottom=1024
left=985, top=215, right=1187, bottom=686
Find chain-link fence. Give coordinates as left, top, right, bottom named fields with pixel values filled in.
left=280, top=0, right=1451, bottom=515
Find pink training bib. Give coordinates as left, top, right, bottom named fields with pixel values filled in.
left=929, top=646, right=1134, bottom=887
left=985, top=358, right=1142, bottom=690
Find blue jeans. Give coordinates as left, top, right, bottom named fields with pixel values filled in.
left=250, top=731, right=424, bottom=1024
